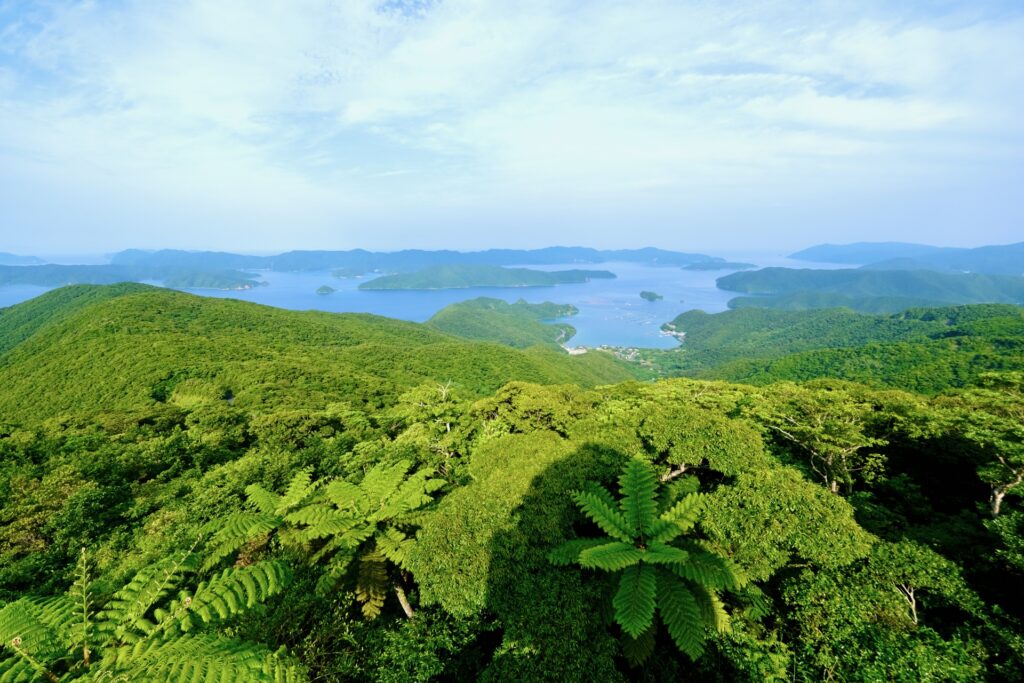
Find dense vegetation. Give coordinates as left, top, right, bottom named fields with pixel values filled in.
left=639, top=291, right=663, bottom=302
left=359, top=265, right=615, bottom=290
left=648, top=304, right=1024, bottom=392
left=426, top=298, right=577, bottom=348
left=791, top=241, right=1024, bottom=276
left=719, top=267, right=1024, bottom=313
left=0, top=284, right=1022, bottom=681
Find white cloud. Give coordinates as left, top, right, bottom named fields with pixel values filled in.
left=0, top=0, right=1022, bottom=251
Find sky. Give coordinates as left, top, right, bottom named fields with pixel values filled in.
left=1, top=0, right=1022, bottom=256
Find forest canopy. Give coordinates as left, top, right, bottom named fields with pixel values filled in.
left=0, top=284, right=1021, bottom=681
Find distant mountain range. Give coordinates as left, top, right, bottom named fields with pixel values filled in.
left=0, top=252, right=45, bottom=266
left=111, top=247, right=716, bottom=272
left=790, top=241, right=1024, bottom=276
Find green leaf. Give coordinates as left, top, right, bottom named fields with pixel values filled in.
left=651, top=493, right=705, bottom=543
left=671, top=542, right=745, bottom=590
left=573, top=489, right=633, bottom=543
left=641, top=542, right=690, bottom=566
left=613, top=564, right=657, bottom=638
left=656, top=570, right=706, bottom=660
left=618, top=459, right=659, bottom=538
left=578, top=542, right=645, bottom=572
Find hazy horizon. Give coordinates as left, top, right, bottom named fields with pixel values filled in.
left=2, top=1, right=1023, bottom=254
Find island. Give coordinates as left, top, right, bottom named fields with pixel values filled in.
left=682, top=260, right=756, bottom=271
left=316, top=285, right=336, bottom=295
left=427, top=297, right=578, bottom=348
left=358, top=264, right=616, bottom=290
left=640, top=290, right=664, bottom=301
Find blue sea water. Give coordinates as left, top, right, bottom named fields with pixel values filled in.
left=0, top=253, right=841, bottom=349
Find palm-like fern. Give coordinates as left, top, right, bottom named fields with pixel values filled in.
left=0, top=548, right=305, bottom=682
left=206, top=461, right=444, bottom=620
left=549, top=459, right=745, bottom=662
left=290, top=460, right=444, bottom=618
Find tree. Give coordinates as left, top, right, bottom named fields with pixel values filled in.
left=940, top=384, right=1024, bottom=516
left=0, top=548, right=304, bottom=681
left=205, top=461, right=444, bottom=620
left=549, top=458, right=745, bottom=662
left=744, top=384, right=887, bottom=495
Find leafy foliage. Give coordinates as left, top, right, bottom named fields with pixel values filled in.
left=550, top=459, right=744, bottom=661
left=0, top=549, right=304, bottom=682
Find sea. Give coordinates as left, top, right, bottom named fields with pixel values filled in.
left=0, top=252, right=842, bottom=349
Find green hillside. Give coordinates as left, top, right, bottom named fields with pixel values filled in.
left=649, top=304, right=1024, bottom=393
left=718, top=267, right=1024, bottom=312
left=0, top=285, right=634, bottom=423
left=1, top=285, right=1022, bottom=681
left=426, top=297, right=577, bottom=347
left=791, top=241, right=1024, bottom=275
left=359, top=264, right=616, bottom=290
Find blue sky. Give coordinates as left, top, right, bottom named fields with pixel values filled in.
left=1, top=0, right=1022, bottom=255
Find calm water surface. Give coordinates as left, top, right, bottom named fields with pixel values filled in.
left=0, top=252, right=844, bottom=348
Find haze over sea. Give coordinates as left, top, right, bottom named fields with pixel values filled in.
left=0, top=251, right=843, bottom=348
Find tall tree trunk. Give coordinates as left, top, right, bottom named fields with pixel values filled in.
left=991, top=488, right=1006, bottom=517
left=393, top=581, right=415, bottom=619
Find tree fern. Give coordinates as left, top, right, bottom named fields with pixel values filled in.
left=0, top=549, right=306, bottom=682
left=549, top=458, right=746, bottom=663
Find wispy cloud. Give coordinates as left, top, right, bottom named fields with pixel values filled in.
left=0, top=0, right=1022, bottom=251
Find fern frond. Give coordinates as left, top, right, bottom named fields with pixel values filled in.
left=359, top=461, right=410, bottom=509
left=670, top=542, right=745, bottom=590
left=375, top=470, right=444, bottom=520
left=547, top=538, right=609, bottom=566
left=314, top=551, right=356, bottom=596
left=324, top=480, right=368, bottom=513
left=613, top=564, right=657, bottom=638
left=578, top=542, right=644, bottom=572
left=283, top=505, right=359, bottom=541
left=245, top=484, right=282, bottom=516
left=618, top=459, right=659, bottom=538
left=621, top=625, right=656, bottom=667
left=355, top=551, right=388, bottom=620
left=640, top=542, right=690, bottom=566
left=0, top=597, right=74, bottom=667
left=101, top=632, right=307, bottom=682
left=0, top=656, right=38, bottom=683
left=690, top=581, right=730, bottom=633
left=573, top=489, right=632, bottom=543
left=167, top=561, right=292, bottom=633
left=375, top=529, right=416, bottom=570
left=656, top=569, right=705, bottom=660
left=650, top=493, right=705, bottom=543
left=203, top=513, right=281, bottom=571
left=278, top=467, right=318, bottom=513
left=97, top=552, right=198, bottom=640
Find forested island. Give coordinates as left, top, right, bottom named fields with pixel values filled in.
left=0, top=283, right=1021, bottom=681
left=427, top=297, right=578, bottom=347
left=358, top=264, right=616, bottom=290
left=640, top=290, right=664, bottom=301
left=718, top=267, right=1024, bottom=313
left=791, top=241, right=1024, bottom=275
